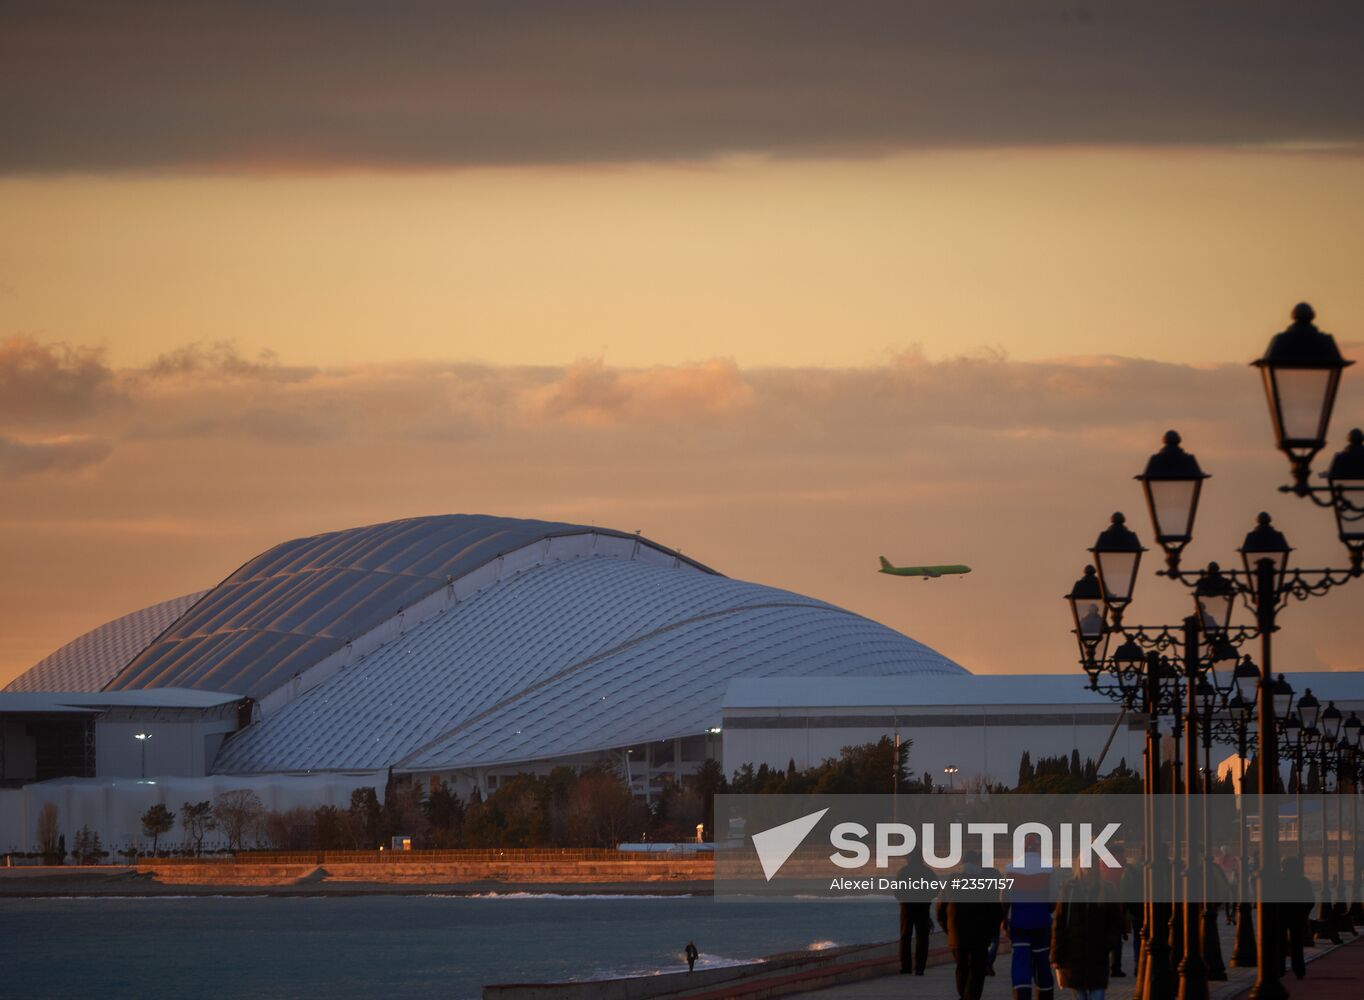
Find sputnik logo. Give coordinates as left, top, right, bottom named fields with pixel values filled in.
left=751, top=808, right=829, bottom=881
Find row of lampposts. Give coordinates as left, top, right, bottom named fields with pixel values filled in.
left=1065, top=304, right=1363, bottom=1000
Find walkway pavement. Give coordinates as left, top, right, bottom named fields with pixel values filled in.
left=795, top=920, right=1363, bottom=1000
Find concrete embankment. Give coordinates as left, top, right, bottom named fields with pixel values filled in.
left=482, top=940, right=936, bottom=1000
left=142, top=856, right=712, bottom=886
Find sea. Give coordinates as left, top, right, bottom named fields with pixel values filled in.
left=0, top=893, right=899, bottom=999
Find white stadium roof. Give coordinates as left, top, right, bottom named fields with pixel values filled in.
left=8, top=514, right=967, bottom=776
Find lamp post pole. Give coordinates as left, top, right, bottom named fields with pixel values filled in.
left=134, top=732, right=151, bottom=780
left=1231, top=699, right=1257, bottom=967
left=1333, top=739, right=1352, bottom=933
left=1200, top=691, right=1227, bottom=980
left=1142, top=651, right=1174, bottom=1000
left=1177, top=614, right=1208, bottom=1000
left=1250, top=556, right=1285, bottom=1000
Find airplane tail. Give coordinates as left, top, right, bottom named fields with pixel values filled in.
left=878, top=556, right=893, bottom=570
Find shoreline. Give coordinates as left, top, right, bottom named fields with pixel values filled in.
left=0, top=868, right=714, bottom=899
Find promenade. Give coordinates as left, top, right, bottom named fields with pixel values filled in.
left=800, top=922, right=1363, bottom=1000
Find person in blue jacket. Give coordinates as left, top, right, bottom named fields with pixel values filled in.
left=1004, top=834, right=1058, bottom=1000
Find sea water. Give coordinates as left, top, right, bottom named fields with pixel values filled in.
left=0, top=894, right=899, bottom=999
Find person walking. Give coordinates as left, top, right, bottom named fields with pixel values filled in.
left=1277, top=855, right=1314, bottom=980
left=1118, top=858, right=1144, bottom=975
left=896, top=852, right=934, bottom=975
left=684, top=941, right=699, bottom=972
left=1004, top=835, right=1057, bottom=1000
left=1053, top=862, right=1124, bottom=1000
left=937, top=851, right=1005, bottom=1000
left=1099, top=845, right=1127, bottom=978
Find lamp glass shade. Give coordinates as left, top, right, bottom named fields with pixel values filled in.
left=1262, top=366, right=1339, bottom=451
left=1146, top=479, right=1200, bottom=543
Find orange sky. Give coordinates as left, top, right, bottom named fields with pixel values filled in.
left=4, top=151, right=1363, bottom=370
left=3, top=4, right=1364, bottom=689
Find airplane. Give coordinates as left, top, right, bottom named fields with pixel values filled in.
left=878, top=556, right=971, bottom=579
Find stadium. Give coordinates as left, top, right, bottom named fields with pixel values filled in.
left=0, top=515, right=967, bottom=828
left=9, top=513, right=1358, bottom=853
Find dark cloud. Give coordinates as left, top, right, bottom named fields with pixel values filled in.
left=142, top=341, right=305, bottom=382
left=0, top=336, right=119, bottom=421
left=2, top=1, right=1362, bottom=173
left=0, top=434, right=112, bottom=477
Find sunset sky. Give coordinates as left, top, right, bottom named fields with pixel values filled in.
left=3, top=2, right=1363, bottom=687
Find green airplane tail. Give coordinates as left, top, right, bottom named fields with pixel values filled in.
left=878, top=556, right=893, bottom=570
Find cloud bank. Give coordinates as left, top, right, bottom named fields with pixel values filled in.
left=3, top=2, right=1363, bottom=173
left=3, top=333, right=1362, bottom=686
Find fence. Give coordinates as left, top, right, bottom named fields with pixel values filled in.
left=145, top=847, right=699, bottom=865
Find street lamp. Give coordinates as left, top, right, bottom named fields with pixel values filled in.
left=1253, top=303, right=1353, bottom=495
left=1193, top=563, right=1237, bottom=637
left=1296, top=690, right=1321, bottom=734
left=134, top=732, right=151, bottom=780
left=942, top=764, right=959, bottom=791
left=1238, top=513, right=1293, bottom=599
left=1137, top=430, right=1209, bottom=572
left=1090, top=513, right=1146, bottom=623
left=1073, top=304, right=1358, bottom=1000
left=1066, top=565, right=1109, bottom=665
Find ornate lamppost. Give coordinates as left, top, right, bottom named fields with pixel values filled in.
left=1071, top=304, right=1359, bottom=1000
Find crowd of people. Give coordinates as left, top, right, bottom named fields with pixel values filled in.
left=898, top=842, right=1322, bottom=1000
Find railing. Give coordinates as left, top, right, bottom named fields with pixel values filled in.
left=142, top=847, right=709, bottom=865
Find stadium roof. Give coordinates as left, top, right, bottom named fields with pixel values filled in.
left=9, top=514, right=968, bottom=777
left=214, top=554, right=966, bottom=774
left=3, top=590, right=207, bottom=693
left=100, top=515, right=712, bottom=701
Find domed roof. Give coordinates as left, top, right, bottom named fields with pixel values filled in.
left=101, top=514, right=711, bottom=700
left=8, top=514, right=967, bottom=775
left=214, top=553, right=966, bottom=774
left=3, top=590, right=208, bottom=693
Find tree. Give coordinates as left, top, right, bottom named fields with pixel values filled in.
left=565, top=769, right=639, bottom=847
left=72, top=825, right=106, bottom=865
left=349, top=787, right=382, bottom=848
left=212, top=789, right=264, bottom=851
left=264, top=807, right=316, bottom=850
left=380, top=778, right=428, bottom=846
left=314, top=805, right=351, bottom=850
left=181, top=801, right=216, bottom=855
left=424, top=779, right=465, bottom=848
left=36, top=803, right=61, bottom=864
left=1017, top=751, right=1034, bottom=789
left=694, top=758, right=727, bottom=840
left=141, top=803, right=176, bottom=854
